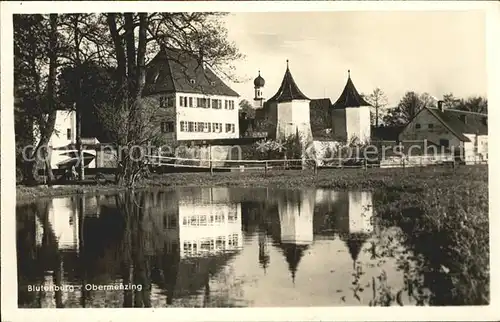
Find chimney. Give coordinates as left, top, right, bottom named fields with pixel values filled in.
left=437, top=100, right=444, bottom=112
left=460, top=114, right=467, bottom=124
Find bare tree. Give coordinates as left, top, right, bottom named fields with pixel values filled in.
left=99, top=13, right=242, bottom=187
left=364, top=88, right=388, bottom=127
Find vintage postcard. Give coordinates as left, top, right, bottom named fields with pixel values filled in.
left=1, top=1, right=499, bottom=321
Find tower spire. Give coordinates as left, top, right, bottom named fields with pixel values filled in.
left=348, top=69, right=351, bottom=78
left=286, top=59, right=289, bottom=69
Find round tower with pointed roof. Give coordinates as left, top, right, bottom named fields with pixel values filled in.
left=331, top=70, right=372, bottom=143
left=253, top=70, right=265, bottom=109
left=267, top=60, right=313, bottom=142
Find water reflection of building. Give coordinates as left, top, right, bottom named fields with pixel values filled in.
left=146, top=188, right=244, bottom=304
left=276, top=189, right=315, bottom=283
left=34, top=196, right=107, bottom=252
left=178, top=199, right=242, bottom=258
left=337, top=191, right=374, bottom=267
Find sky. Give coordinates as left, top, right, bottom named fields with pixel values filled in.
left=223, top=11, right=487, bottom=107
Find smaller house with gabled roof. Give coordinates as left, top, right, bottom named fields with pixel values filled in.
left=398, top=101, right=488, bottom=163
left=143, top=47, right=240, bottom=143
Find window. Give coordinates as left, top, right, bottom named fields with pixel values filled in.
left=161, top=121, right=174, bottom=133
left=205, top=122, right=211, bottom=132
left=225, top=123, right=231, bottom=132
left=188, top=122, right=194, bottom=132
left=231, top=124, right=235, bottom=133
left=225, top=100, right=228, bottom=109
left=197, top=122, right=204, bottom=132
left=179, top=96, right=184, bottom=107
left=415, top=123, right=421, bottom=129
left=180, top=121, right=186, bottom=132
left=160, top=96, right=174, bottom=108
left=183, top=97, right=188, bottom=107
left=213, top=122, right=222, bottom=133
left=212, top=99, right=222, bottom=109
left=439, top=139, right=450, bottom=148
left=67, top=129, right=72, bottom=140
left=428, top=124, right=434, bottom=129
left=189, top=97, right=193, bottom=107
left=193, top=122, right=198, bottom=132
left=190, top=79, right=196, bottom=85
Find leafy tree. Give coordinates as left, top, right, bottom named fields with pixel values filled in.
left=239, top=99, right=255, bottom=119
left=14, top=14, right=60, bottom=184
left=441, top=93, right=487, bottom=114
left=383, top=91, right=436, bottom=126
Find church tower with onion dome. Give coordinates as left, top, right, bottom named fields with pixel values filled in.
left=253, top=71, right=265, bottom=109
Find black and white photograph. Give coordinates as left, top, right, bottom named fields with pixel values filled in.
left=1, top=1, right=499, bottom=321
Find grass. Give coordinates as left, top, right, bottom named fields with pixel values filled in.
left=16, top=164, right=487, bottom=203
left=14, top=164, right=489, bottom=305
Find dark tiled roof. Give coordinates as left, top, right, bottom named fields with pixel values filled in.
left=268, top=62, right=310, bottom=102
left=143, top=48, right=239, bottom=97
left=371, top=125, right=405, bottom=141
left=332, top=72, right=371, bottom=109
left=427, top=108, right=488, bottom=142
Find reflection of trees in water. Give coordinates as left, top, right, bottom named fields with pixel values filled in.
left=364, top=227, right=431, bottom=306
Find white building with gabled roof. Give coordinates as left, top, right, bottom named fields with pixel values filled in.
left=143, top=48, right=241, bottom=143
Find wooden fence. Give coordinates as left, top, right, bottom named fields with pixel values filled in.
left=146, top=153, right=473, bottom=176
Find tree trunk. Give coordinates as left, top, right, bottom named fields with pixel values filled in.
left=43, top=13, right=58, bottom=186
left=74, top=16, right=85, bottom=181
left=26, top=110, right=57, bottom=184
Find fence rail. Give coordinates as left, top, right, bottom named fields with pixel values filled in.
left=144, top=153, right=486, bottom=175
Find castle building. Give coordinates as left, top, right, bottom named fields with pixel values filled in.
left=331, top=71, right=372, bottom=143
left=143, top=47, right=241, bottom=142
left=254, top=61, right=313, bottom=142
left=253, top=66, right=371, bottom=144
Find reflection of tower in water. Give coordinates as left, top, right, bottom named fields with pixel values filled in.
left=338, top=191, right=374, bottom=267
left=277, top=189, right=315, bottom=283
left=258, top=228, right=270, bottom=273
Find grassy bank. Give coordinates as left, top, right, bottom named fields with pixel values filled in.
left=16, top=165, right=487, bottom=203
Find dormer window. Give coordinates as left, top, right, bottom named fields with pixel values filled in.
left=189, top=79, right=196, bottom=85
left=459, top=115, right=467, bottom=124
left=210, top=81, right=216, bottom=86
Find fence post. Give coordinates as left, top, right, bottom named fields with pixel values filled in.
left=363, top=158, right=367, bottom=171
left=265, top=161, right=268, bottom=176
left=314, top=161, right=318, bottom=176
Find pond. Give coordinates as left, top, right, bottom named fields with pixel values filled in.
left=16, top=187, right=437, bottom=308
